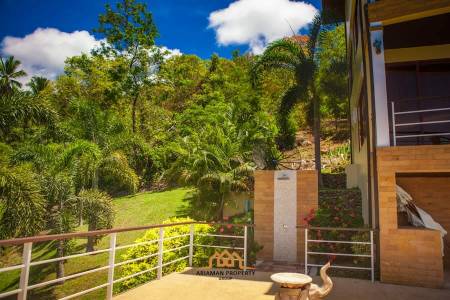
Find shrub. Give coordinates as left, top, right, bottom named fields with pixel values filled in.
left=116, top=217, right=216, bottom=293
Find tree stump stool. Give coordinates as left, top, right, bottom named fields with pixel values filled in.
left=270, top=273, right=312, bottom=300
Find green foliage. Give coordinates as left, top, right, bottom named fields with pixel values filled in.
left=165, top=120, right=255, bottom=219
left=307, top=189, right=368, bottom=267
left=27, top=76, right=50, bottom=96
left=316, top=25, right=348, bottom=123
left=78, top=189, right=115, bottom=251
left=94, top=0, right=162, bottom=133
left=323, top=141, right=350, bottom=173
left=95, top=0, right=158, bottom=52
left=251, top=15, right=321, bottom=150
left=0, top=56, right=27, bottom=95
left=0, top=92, right=57, bottom=141
left=61, top=140, right=139, bottom=194
left=117, top=217, right=215, bottom=292
left=0, top=164, right=46, bottom=239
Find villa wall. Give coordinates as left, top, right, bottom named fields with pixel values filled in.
left=396, top=175, right=450, bottom=267
left=254, top=171, right=274, bottom=261
left=254, top=170, right=318, bottom=263
left=377, top=145, right=450, bottom=288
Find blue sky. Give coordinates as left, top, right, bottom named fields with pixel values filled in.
left=0, top=0, right=321, bottom=81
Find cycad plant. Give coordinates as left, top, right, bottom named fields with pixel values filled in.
left=251, top=14, right=323, bottom=173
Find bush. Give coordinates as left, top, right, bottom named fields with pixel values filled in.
left=116, top=217, right=216, bottom=293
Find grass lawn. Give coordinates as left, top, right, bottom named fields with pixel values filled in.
left=0, top=188, right=192, bottom=300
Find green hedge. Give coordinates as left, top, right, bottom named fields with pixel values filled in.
left=115, top=217, right=216, bottom=293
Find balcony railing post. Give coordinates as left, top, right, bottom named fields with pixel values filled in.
left=243, top=226, right=248, bottom=271
left=370, top=230, right=375, bottom=282
left=157, top=227, right=164, bottom=279
left=188, top=224, right=194, bottom=267
left=304, top=228, right=308, bottom=275
left=391, top=101, right=397, bottom=146
left=18, top=242, right=32, bottom=300
left=106, top=233, right=117, bottom=300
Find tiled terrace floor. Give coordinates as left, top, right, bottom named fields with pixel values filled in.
left=114, top=268, right=450, bottom=300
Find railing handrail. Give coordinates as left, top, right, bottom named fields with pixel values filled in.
left=390, top=94, right=450, bottom=103
left=0, top=221, right=254, bottom=246
left=390, top=100, right=450, bottom=146
left=394, top=106, right=450, bottom=116
left=304, top=227, right=375, bottom=282
left=0, top=222, right=251, bottom=300
left=297, top=225, right=376, bottom=232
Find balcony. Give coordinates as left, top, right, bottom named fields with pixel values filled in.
left=389, top=96, right=450, bottom=146
left=113, top=268, right=450, bottom=300
left=0, top=222, right=449, bottom=299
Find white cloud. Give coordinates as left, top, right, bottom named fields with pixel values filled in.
left=159, top=46, right=182, bottom=59
left=208, top=0, right=318, bottom=54
left=1, top=28, right=183, bottom=84
left=1, top=28, right=102, bottom=83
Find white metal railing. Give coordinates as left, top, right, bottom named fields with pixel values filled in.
left=391, top=101, right=450, bottom=146
left=0, top=222, right=250, bottom=300
left=304, top=227, right=375, bottom=282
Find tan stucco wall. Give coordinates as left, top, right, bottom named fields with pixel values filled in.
left=254, top=170, right=318, bottom=263
left=377, top=145, right=450, bottom=288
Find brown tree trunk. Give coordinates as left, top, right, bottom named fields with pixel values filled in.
left=132, top=95, right=138, bottom=133
left=86, top=223, right=95, bottom=252
left=56, top=240, right=65, bottom=281
left=313, top=96, right=322, bottom=186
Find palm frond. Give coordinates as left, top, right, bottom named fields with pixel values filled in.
left=307, top=13, right=322, bottom=58
left=0, top=165, right=46, bottom=239
left=100, top=151, right=139, bottom=193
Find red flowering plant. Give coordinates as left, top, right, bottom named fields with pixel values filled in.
left=215, top=211, right=262, bottom=265
left=304, top=191, right=369, bottom=268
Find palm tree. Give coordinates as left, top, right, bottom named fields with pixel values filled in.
left=167, top=125, right=254, bottom=220
left=251, top=15, right=323, bottom=177
left=0, top=92, right=57, bottom=140
left=0, top=163, right=46, bottom=239
left=0, top=56, right=27, bottom=95
left=61, top=140, right=139, bottom=194
left=27, top=76, right=50, bottom=95
left=40, top=173, right=78, bottom=279
left=77, top=189, right=114, bottom=252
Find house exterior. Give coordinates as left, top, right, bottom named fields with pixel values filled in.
left=322, top=0, right=450, bottom=288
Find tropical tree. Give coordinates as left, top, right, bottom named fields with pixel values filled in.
left=95, top=0, right=161, bottom=133
left=61, top=140, right=139, bottom=195
left=316, top=25, right=348, bottom=129
left=0, top=56, right=27, bottom=95
left=77, top=189, right=114, bottom=252
left=166, top=124, right=254, bottom=220
left=251, top=15, right=323, bottom=174
left=0, top=92, right=57, bottom=141
left=27, top=76, right=50, bottom=95
left=40, top=173, right=78, bottom=279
